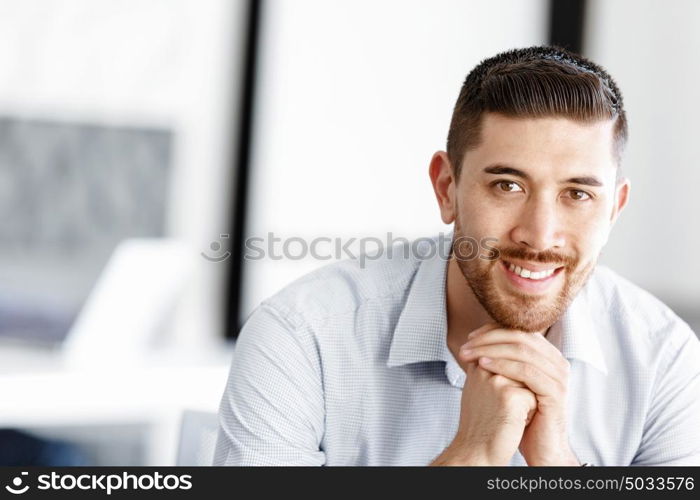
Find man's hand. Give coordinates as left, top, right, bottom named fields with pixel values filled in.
left=459, top=325, right=579, bottom=466
left=431, top=323, right=537, bottom=466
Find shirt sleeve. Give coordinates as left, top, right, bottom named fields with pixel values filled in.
left=631, top=323, right=700, bottom=465
left=212, top=303, right=326, bottom=465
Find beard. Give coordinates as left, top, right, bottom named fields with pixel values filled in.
left=452, top=217, right=597, bottom=333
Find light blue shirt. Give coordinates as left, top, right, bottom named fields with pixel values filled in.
left=213, top=234, right=700, bottom=465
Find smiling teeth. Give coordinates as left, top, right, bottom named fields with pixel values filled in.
left=507, top=262, right=557, bottom=280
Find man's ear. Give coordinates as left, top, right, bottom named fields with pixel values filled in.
left=429, top=151, right=457, bottom=224
left=610, top=176, right=631, bottom=226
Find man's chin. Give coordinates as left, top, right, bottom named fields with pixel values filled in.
left=480, top=278, right=570, bottom=332
left=490, top=308, right=560, bottom=333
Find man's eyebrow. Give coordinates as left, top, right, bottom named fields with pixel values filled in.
left=483, top=165, right=530, bottom=179
left=562, top=176, right=604, bottom=187
left=482, top=165, right=604, bottom=187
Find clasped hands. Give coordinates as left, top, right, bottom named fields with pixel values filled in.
left=444, top=322, right=579, bottom=466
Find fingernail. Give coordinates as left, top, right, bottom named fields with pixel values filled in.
left=480, top=357, right=492, bottom=364
left=460, top=348, right=472, bottom=356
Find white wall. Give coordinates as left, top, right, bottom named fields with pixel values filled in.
left=241, top=0, right=548, bottom=318
left=586, top=0, right=700, bottom=321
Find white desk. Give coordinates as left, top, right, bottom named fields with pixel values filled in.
left=0, top=342, right=233, bottom=465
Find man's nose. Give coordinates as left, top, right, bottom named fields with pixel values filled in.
left=509, top=198, right=566, bottom=252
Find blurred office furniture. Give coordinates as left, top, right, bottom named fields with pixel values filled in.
left=176, top=410, right=219, bottom=466
left=0, top=0, right=247, bottom=465
left=0, top=0, right=247, bottom=350
left=62, top=239, right=194, bottom=367
left=0, top=429, right=88, bottom=466
left=0, top=117, right=173, bottom=349
left=0, top=239, right=232, bottom=465
left=0, top=354, right=230, bottom=465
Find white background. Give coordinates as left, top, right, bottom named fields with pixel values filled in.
left=242, top=0, right=549, bottom=319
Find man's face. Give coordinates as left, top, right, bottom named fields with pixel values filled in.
left=450, top=112, right=629, bottom=332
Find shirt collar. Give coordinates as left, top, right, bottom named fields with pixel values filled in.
left=545, top=282, right=609, bottom=375
left=387, top=235, right=452, bottom=368
left=387, top=235, right=608, bottom=377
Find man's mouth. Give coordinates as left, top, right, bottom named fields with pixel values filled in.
left=502, top=259, right=565, bottom=281
left=499, top=259, right=566, bottom=294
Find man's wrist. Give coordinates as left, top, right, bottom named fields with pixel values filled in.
left=525, top=447, right=580, bottom=466
left=432, top=450, right=495, bottom=466
left=434, top=434, right=510, bottom=467
left=431, top=436, right=507, bottom=466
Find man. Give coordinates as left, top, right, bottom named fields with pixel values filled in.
left=213, top=46, right=700, bottom=466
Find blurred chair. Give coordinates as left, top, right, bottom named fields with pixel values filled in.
left=0, top=429, right=88, bottom=466
left=176, top=410, right=219, bottom=466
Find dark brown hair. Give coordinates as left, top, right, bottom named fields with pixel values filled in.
left=447, top=46, right=628, bottom=179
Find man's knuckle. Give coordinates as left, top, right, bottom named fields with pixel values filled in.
left=522, top=363, right=538, bottom=378
left=489, top=374, right=507, bottom=387
left=498, top=389, right=515, bottom=405
left=514, top=343, right=529, bottom=355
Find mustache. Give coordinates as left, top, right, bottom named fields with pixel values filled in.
left=494, top=246, right=577, bottom=269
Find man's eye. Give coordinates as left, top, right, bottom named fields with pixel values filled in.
left=567, top=189, right=591, bottom=201
left=495, top=181, right=523, bottom=193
